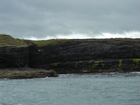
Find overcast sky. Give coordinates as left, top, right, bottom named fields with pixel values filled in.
left=0, top=0, right=140, bottom=39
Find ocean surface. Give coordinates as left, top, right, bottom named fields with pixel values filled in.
left=0, top=72, right=140, bottom=105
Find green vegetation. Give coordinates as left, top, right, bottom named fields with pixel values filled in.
left=89, top=60, right=93, bottom=63
left=92, top=61, right=99, bottom=69
left=51, top=62, right=61, bottom=67
left=92, top=60, right=104, bottom=69
left=118, top=59, right=123, bottom=67
left=32, top=39, right=68, bottom=47
left=0, top=34, right=27, bottom=47
left=16, top=39, right=27, bottom=45
left=75, top=61, right=82, bottom=68
left=133, top=58, right=140, bottom=68
left=1, top=34, right=140, bottom=47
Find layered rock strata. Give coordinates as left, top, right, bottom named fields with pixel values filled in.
left=1, top=34, right=140, bottom=74
left=28, top=39, right=140, bottom=73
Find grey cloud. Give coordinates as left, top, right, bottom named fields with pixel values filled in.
left=0, top=0, right=140, bottom=39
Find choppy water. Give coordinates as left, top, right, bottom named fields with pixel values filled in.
left=0, top=72, right=140, bottom=105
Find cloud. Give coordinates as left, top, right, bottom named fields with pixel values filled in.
left=0, top=0, right=140, bottom=39
left=24, top=33, right=91, bottom=40
left=24, top=31, right=140, bottom=40
left=95, top=31, right=140, bottom=39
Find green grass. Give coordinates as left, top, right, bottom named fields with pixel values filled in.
left=92, top=60, right=104, bottom=69
left=0, top=34, right=27, bottom=47
left=32, top=39, right=68, bottom=47
left=1, top=34, right=140, bottom=47
left=133, top=58, right=140, bottom=68
left=51, top=62, right=61, bottom=67
left=118, top=59, right=123, bottom=67
left=75, top=61, right=82, bottom=68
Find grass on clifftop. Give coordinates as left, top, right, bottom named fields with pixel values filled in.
left=0, top=34, right=70, bottom=47
left=1, top=34, right=140, bottom=47
left=32, top=38, right=140, bottom=47
left=32, top=39, right=69, bottom=47
left=0, top=34, right=27, bottom=47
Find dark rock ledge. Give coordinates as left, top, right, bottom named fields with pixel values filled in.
left=0, top=68, right=58, bottom=79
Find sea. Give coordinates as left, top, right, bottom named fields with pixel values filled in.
left=0, top=72, right=140, bottom=105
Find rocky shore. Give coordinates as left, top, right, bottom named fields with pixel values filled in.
left=0, top=34, right=140, bottom=78
left=0, top=69, right=58, bottom=79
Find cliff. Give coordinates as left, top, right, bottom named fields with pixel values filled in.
left=1, top=34, right=140, bottom=74
left=0, top=34, right=29, bottom=68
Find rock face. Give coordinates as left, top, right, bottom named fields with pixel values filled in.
left=28, top=39, right=140, bottom=73
left=0, top=46, right=29, bottom=68
left=1, top=34, right=140, bottom=74
left=0, top=34, right=29, bottom=68
left=0, top=69, right=58, bottom=79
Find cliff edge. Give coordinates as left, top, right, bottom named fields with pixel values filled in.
left=1, top=34, right=140, bottom=74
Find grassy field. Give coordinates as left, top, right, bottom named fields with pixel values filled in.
left=1, top=34, right=140, bottom=47
left=0, top=34, right=27, bottom=47
left=32, top=39, right=69, bottom=47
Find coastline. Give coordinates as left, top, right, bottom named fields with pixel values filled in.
left=0, top=34, right=140, bottom=78
left=0, top=68, right=58, bottom=79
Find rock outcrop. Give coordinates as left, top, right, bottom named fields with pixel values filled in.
left=0, top=69, right=58, bottom=79
left=0, top=34, right=29, bottom=68
left=1, top=34, right=140, bottom=74
left=28, top=39, right=140, bottom=73
left=0, top=46, right=29, bottom=68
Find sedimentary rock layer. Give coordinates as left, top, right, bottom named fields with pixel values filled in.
left=1, top=34, right=140, bottom=74
left=28, top=39, right=140, bottom=73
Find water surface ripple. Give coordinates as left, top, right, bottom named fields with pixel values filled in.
left=0, top=72, right=140, bottom=105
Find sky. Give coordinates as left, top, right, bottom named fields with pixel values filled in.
left=0, top=0, right=140, bottom=40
